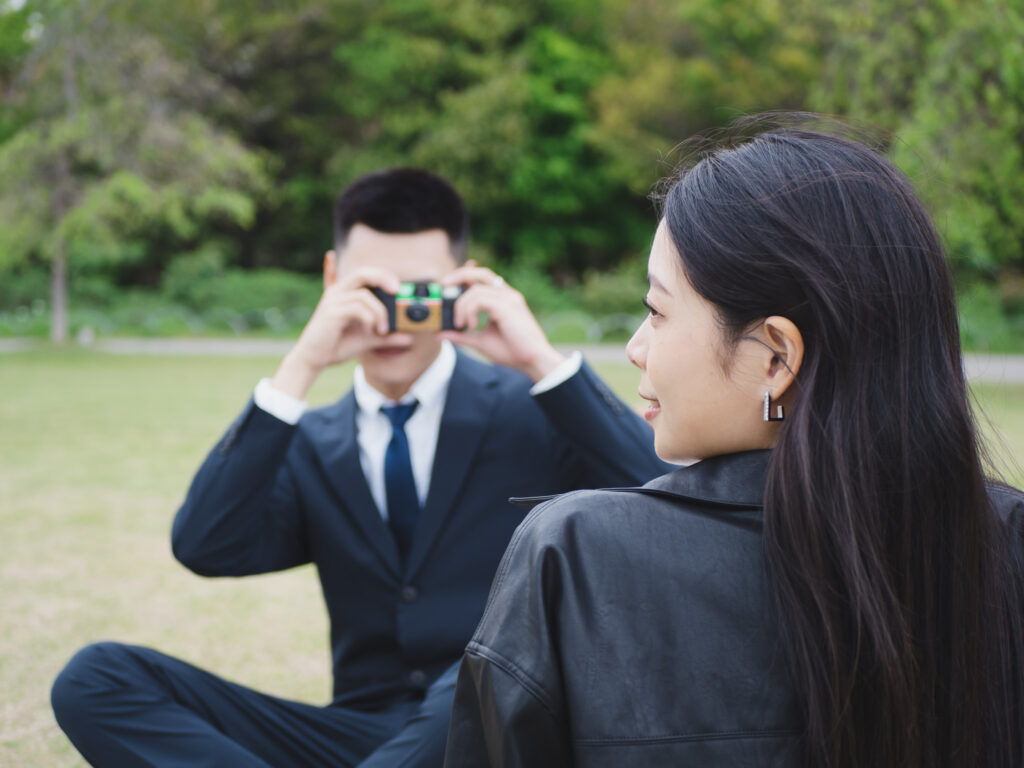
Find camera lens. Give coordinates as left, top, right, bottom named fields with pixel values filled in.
left=405, top=304, right=430, bottom=322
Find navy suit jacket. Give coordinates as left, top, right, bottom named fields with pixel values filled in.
left=172, top=351, right=669, bottom=708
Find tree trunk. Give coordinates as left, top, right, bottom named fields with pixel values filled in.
left=50, top=239, right=68, bottom=344
left=51, top=146, right=73, bottom=345
left=48, top=39, right=78, bottom=345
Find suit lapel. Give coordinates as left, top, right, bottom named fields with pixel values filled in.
left=310, top=392, right=402, bottom=580
left=405, top=352, right=500, bottom=579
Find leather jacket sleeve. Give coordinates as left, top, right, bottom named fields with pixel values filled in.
left=445, top=498, right=576, bottom=767
left=446, top=650, right=573, bottom=767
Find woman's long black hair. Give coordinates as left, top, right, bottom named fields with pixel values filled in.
left=661, top=120, right=1024, bottom=767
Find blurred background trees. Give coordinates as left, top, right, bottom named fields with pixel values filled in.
left=0, top=0, right=1020, bottom=348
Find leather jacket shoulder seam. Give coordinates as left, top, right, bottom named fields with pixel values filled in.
left=465, top=641, right=559, bottom=719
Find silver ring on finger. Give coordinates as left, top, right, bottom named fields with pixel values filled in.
left=492, top=276, right=505, bottom=288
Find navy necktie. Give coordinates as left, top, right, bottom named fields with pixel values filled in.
left=381, top=401, right=420, bottom=566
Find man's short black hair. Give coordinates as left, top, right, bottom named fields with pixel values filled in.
left=333, top=168, right=469, bottom=261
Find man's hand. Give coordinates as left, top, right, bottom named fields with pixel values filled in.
left=439, top=261, right=565, bottom=382
left=272, top=267, right=412, bottom=399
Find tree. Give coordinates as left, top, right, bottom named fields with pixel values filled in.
left=590, top=0, right=821, bottom=195
left=0, top=0, right=268, bottom=342
left=0, top=0, right=32, bottom=143
left=0, top=0, right=831, bottom=306
left=322, top=0, right=823, bottom=273
left=812, top=0, right=1024, bottom=278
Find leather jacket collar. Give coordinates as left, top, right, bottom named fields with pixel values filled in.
left=641, top=449, right=770, bottom=509
left=512, top=449, right=771, bottom=511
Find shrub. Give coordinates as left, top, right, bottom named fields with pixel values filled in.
left=163, top=255, right=321, bottom=316
left=0, top=268, right=49, bottom=309
left=578, top=254, right=647, bottom=317
left=957, top=281, right=1018, bottom=353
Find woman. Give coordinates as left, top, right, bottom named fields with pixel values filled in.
left=443, top=124, right=1024, bottom=767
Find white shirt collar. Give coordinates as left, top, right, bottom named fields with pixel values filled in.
left=353, top=340, right=457, bottom=414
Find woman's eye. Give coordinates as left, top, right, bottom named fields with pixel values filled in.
left=642, top=298, right=661, bottom=318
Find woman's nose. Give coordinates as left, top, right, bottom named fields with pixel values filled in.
left=626, top=320, right=647, bottom=370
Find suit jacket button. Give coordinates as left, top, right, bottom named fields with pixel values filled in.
left=410, top=669, right=427, bottom=686
left=401, top=586, right=418, bottom=603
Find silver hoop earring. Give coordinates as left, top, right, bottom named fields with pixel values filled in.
left=763, top=391, right=785, bottom=422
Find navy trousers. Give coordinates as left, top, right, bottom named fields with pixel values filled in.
left=51, top=642, right=459, bottom=767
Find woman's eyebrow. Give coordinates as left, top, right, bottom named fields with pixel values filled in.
left=647, top=272, right=672, bottom=296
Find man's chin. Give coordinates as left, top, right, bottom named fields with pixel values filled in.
left=360, top=343, right=439, bottom=396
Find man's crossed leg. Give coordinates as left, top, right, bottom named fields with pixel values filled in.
left=51, top=642, right=458, bottom=767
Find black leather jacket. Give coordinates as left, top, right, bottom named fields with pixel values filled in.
left=444, top=450, right=1024, bottom=767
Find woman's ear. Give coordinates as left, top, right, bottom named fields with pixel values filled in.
left=323, top=250, right=338, bottom=289
left=763, top=315, right=804, bottom=399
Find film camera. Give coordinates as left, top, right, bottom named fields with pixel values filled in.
left=372, top=282, right=466, bottom=332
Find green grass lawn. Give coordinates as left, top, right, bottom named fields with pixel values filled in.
left=1, top=349, right=1022, bottom=766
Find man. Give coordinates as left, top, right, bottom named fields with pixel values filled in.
left=51, top=169, right=668, bottom=766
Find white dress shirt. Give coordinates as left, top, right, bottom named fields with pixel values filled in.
left=351, top=341, right=456, bottom=516
left=253, top=342, right=583, bottom=519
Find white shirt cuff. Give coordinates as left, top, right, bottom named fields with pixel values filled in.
left=530, top=351, right=583, bottom=395
left=254, top=378, right=308, bottom=425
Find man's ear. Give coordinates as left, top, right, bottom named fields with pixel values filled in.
left=323, top=250, right=338, bottom=289
left=763, top=315, right=804, bottom=400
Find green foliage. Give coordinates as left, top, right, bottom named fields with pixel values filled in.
left=579, top=253, right=648, bottom=317
left=890, top=0, right=1024, bottom=276
left=0, top=83, right=270, bottom=268
left=814, top=0, right=1024, bottom=290
left=0, top=0, right=271, bottom=342
left=592, top=0, right=821, bottom=195
left=164, top=259, right=321, bottom=316
left=957, top=281, right=1024, bottom=354
left=160, top=246, right=229, bottom=309
left=320, top=0, right=821, bottom=272
left=811, top=0, right=956, bottom=134
left=500, top=259, right=570, bottom=319
left=0, top=0, right=31, bottom=143
left=324, top=1, right=628, bottom=269
left=0, top=265, right=48, bottom=307
left=0, top=0, right=1022, bottom=342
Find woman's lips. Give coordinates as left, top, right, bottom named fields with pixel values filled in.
left=638, top=391, right=660, bottom=421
